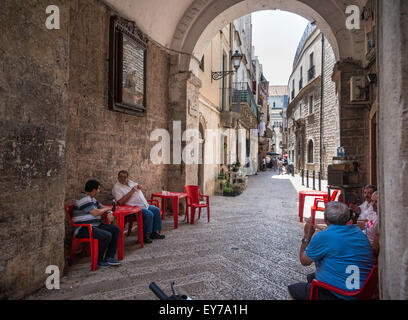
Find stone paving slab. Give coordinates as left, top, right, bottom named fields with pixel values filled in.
left=26, top=171, right=315, bottom=300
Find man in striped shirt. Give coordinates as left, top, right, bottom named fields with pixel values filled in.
left=73, top=180, right=121, bottom=268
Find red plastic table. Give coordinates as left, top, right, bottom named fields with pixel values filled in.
left=151, top=192, right=188, bottom=229
left=107, top=205, right=143, bottom=260
left=298, top=190, right=328, bottom=222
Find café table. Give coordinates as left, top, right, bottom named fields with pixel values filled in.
left=298, top=190, right=328, bottom=222
left=105, top=204, right=143, bottom=261
left=150, top=192, right=188, bottom=229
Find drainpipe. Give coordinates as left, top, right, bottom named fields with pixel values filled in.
left=320, top=33, right=325, bottom=175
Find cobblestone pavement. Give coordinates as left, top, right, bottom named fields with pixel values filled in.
left=27, top=171, right=317, bottom=300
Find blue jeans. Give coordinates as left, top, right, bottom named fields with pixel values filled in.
left=76, top=224, right=120, bottom=262
left=142, top=205, right=162, bottom=236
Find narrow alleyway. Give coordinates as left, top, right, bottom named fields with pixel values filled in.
left=27, top=171, right=315, bottom=300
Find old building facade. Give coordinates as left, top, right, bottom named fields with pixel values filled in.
left=1, top=0, right=407, bottom=300
left=268, top=86, right=288, bottom=155
left=286, top=23, right=340, bottom=178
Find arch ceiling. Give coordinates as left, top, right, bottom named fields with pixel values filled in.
left=104, top=0, right=367, bottom=70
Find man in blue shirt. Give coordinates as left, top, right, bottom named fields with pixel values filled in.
left=288, top=201, right=376, bottom=300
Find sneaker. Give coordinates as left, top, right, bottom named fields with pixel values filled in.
left=97, top=261, right=110, bottom=268
left=105, top=257, right=121, bottom=266
left=143, top=236, right=153, bottom=244
left=150, top=232, right=165, bottom=240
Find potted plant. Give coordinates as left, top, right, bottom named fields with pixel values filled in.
left=232, top=184, right=243, bottom=196
left=223, top=181, right=234, bottom=196
left=232, top=161, right=241, bottom=172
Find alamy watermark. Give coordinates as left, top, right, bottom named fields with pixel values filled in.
left=45, top=265, right=60, bottom=290
left=345, top=265, right=361, bottom=290
left=45, top=5, right=60, bottom=30
left=150, top=121, right=259, bottom=166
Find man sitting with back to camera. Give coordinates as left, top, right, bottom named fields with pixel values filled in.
left=73, top=180, right=121, bottom=268
left=112, top=170, right=165, bottom=244
left=287, top=201, right=376, bottom=300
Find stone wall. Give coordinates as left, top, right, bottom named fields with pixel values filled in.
left=65, top=0, right=170, bottom=207
left=286, top=38, right=339, bottom=180
left=0, top=0, right=171, bottom=299
left=378, top=0, right=408, bottom=300
left=0, top=0, right=70, bottom=299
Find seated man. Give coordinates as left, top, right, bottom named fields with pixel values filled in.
left=112, top=170, right=165, bottom=244
left=349, top=185, right=377, bottom=220
left=73, top=180, right=121, bottom=268
left=363, top=191, right=379, bottom=258
left=288, top=202, right=376, bottom=300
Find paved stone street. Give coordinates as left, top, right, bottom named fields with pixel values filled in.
left=27, top=171, right=316, bottom=300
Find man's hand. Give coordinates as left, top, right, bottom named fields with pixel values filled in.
left=107, top=212, right=115, bottom=223
left=304, top=218, right=315, bottom=240
left=136, top=184, right=142, bottom=190
left=349, top=203, right=361, bottom=214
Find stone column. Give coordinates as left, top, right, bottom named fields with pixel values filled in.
left=168, top=56, right=201, bottom=193
left=377, top=0, right=408, bottom=300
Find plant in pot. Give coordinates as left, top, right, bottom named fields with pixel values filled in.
left=223, top=181, right=234, bottom=196
left=232, top=184, right=243, bottom=196
left=232, top=161, right=241, bottom=172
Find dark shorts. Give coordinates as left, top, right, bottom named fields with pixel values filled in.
left=288, top=273, right=342, bottom=300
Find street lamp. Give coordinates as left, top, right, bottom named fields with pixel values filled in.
left=211, top=50, right=243, bottom=80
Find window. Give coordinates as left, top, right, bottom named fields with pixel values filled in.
left=309, top=95, right=314, bottom=114
left=199, top=55, right=204, bottom=71
left=299, top=67, right=303, bottom=90
left=310, top=52, right=314, bottom=68
left=109, top=16, right=147, bottom=115
left=308, top=140, right=314, bottom=163
left=308, top=52, right=315, bottom=81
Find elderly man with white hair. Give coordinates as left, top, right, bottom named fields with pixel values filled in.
left=288, top=201, right=376, bottom=300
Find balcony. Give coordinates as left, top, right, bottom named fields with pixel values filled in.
left=232, top=82, right=258, bottom=119
left=308, top=66, right=315, bottom=81
left=220, top=82, right=259, bottom=128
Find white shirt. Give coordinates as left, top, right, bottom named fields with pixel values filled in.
left=112, top=179, right=149, bottom=209
left=363, top=213, right=378, bottom=245
left=358, top=201, right=374, bottom=220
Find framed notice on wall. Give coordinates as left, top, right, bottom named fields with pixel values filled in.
left=109, top=16, right=147, bottom=115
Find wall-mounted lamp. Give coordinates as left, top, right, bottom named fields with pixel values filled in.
left=211, top=50, right=243, bottom=80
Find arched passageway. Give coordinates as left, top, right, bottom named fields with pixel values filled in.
left=153, top=0, right=406, bottom=300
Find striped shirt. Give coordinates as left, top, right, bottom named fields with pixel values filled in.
left=72, top=193, right=102, bottom=235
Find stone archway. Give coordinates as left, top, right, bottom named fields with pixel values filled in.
left=163, top=0, right=408, bottom=299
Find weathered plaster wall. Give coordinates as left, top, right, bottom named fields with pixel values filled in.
left=0, top=0, right=70, bottom=299
left=378, top=0, right=408, bottom=300
left=65, top=0, right=170, bottom=205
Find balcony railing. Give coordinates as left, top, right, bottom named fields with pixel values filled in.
left=230, top=82, right=258, bottom=119
left=308, top=66, right=315, bottom=81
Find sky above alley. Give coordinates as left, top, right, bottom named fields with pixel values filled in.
left=252, top=10, right=310, bottom=86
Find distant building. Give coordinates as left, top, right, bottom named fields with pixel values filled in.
left=285, top=22, right=339, bottom=177
left=268, top=86, right=288, bottom=155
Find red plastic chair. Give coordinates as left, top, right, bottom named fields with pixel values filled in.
left=65, top=204, right=99, bottom=271
left=309, top=265, right=379, bottom=300
left=125, top=199, right=161, bottom=240
left=184, top=185, right=210, bottom=224
left=310, top=190, right=339, bottom=225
